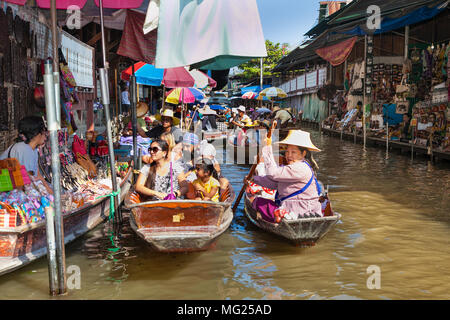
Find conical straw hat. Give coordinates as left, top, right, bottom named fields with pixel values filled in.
left=275, top=130, right=321, bottom=152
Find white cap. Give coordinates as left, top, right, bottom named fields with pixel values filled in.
left=238, top=105, right=246, bottom=112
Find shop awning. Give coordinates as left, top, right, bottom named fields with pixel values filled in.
left=315, top=36, right=357, bottom=67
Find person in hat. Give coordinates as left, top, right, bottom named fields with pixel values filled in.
left=272, top=106, right=293, bottom=128
left=138, top=107, right=183, bottom=144
left=245, top=129, right=323, bottom=223
left=199, top=105, right=218, bottom=131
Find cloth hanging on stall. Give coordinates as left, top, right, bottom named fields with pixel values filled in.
left=153, top=0, right=267, bottom=70
left=117, top=9, right=157, bottom=64
left=315, top=37, right=357, bottom=67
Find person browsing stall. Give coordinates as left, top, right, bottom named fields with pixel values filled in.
left=245, top=130, right=323, bottom=223
left=1, top=116, right=47, bottom=177
left=232, top=106, right=252, bottom=128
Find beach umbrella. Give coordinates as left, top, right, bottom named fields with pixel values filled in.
left=259, top=87, right=288, bottom=99
left=162, top=67, right=196, bottom=88
left=259, top=87, right=287, bottom=109
left=255, top=107, right=272, bottom=114
left=242, top=92, right=257, bottom=99
left=165, top=87, right=205, bottom=104
left=121, top=62, right=164, bottom=86
left=255, top=94, right=270, bottom=101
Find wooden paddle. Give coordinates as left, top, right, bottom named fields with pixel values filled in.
left=232, top=120, right=277, bottom=213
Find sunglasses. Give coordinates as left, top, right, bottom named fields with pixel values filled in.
left=161, top=117, right=172, bottom=123
left=149, top=146, right=162, bottom=154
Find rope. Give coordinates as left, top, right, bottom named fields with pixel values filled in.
left=96, top=188, right=121, bottom=223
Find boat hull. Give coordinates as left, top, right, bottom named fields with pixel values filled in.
left=128, top=189, right=235, bottom=253
left=244, top=194, right=340, bottom=246
left=0, top=167, right=133, bottom=276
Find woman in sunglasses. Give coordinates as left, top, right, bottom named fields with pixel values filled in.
left=134, top=139, right=184, bottom=200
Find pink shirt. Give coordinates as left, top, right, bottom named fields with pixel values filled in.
left=253, top=145, right=322, bottom=218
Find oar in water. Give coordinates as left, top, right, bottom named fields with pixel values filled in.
left=232, top=120, right=277, bottom=213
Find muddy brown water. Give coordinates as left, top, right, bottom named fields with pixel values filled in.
left=0, top=129, right=449, bottom=300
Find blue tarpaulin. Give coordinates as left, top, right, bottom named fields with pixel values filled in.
left=240, top=85, right=271, bottom=95
left=383, top=104, right=404, bottom=126
left=339, top=3, right=447, bottom=36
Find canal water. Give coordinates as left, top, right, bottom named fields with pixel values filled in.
left=0, top=129, right=449, bottom=300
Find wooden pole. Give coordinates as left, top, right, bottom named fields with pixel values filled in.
left=232, top=121, right=277, bottom=213
left=114, top=68, right=118, bottom=118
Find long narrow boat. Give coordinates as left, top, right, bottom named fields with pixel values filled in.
left=0, top=166, right=133, bottom=276
left=125, top=186, right=235, bottom=252
left=243, top=192, right=341, bottom=246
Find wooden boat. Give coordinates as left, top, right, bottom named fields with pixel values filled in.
left=125, top=185, right=235, bottom=252
left=0, top=166, right=133, bottom=276
left=243, top=193, right=341, bottom=246
left=201, top=129, right=227, bottom=143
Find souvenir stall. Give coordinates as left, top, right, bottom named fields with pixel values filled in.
left=0, top=131, right=130, bottom=228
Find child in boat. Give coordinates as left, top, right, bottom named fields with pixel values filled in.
left=192, top=158, right=220, bottom=202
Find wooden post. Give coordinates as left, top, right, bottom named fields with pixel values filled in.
left=114, top=68, right=118, bottom=118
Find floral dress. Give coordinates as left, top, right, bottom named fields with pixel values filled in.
left=140, top=161, right=184, bottom=199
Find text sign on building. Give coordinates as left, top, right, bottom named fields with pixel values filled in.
left=61, top=31, right=95, bottom=88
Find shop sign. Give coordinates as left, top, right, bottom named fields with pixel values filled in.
left=297, top=75, right=306, bottom=90
left=61, top=31, right=95, bottom=88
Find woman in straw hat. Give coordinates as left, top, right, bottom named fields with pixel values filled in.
left=245, top=130, right=323, bottom=223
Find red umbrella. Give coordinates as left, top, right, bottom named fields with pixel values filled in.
left=162, top=67, right=195, bottom=88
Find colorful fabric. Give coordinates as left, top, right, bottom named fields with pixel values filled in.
left=117, top=10, right=157, bottom=65
left=315, top=37, right=357, bottom=67
left=193, top=176, right=220, bottom=202
left=165, top=87, right=204, bottom=104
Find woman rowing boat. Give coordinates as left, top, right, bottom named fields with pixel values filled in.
left=245, top=130, right=323, bottom=223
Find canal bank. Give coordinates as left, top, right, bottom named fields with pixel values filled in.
left=299, top=120, right=450, bottom=163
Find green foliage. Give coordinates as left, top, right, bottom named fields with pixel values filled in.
left=238, top=40, right=289, bottom=81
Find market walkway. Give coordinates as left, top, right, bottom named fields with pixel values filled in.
left=0, top=129, right=448, bottom=299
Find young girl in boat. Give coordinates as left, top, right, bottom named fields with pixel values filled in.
left=245, top=130, right=323, bottom=222
left=192, top=158, right=220, bottom=202
left=135, top=139, right=184, bottom=200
